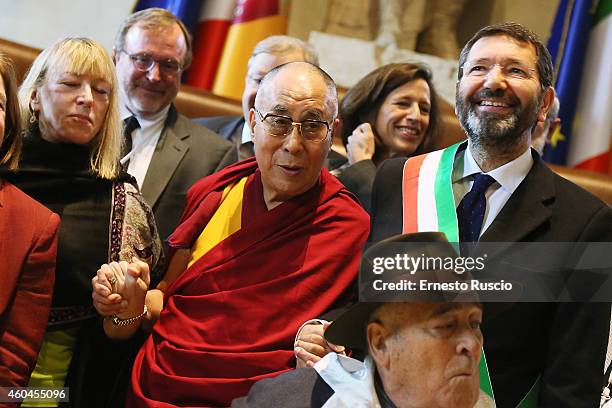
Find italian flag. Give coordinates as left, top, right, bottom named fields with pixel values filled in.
left=567, top=0, right=612, bottom=173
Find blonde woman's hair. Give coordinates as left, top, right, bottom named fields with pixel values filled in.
left=18, top=37, right=121, bottom=179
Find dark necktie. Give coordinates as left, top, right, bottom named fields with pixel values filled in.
left=122, top=116, right=140, bottom=166
left=457, top=173, right=496, bottom=242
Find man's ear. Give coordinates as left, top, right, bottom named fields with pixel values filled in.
left=537, top=87, right=555, bottom=124
left=367, top=322, right=391, bottom=371
left=329, top=118, right=340, bottom=149
left=248, top=108, right=257, bottom=142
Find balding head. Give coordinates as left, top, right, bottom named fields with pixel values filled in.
left=255, top=61, right=338, bottom=119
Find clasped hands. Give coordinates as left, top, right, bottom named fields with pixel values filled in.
left=91, top=258, right=150, bottom=319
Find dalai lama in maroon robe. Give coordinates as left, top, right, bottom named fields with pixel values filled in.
left=92, top=62, right=369, bottom=407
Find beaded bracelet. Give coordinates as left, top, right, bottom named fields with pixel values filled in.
left=111, top=305, right=148, bottom=326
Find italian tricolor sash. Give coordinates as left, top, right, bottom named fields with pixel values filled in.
left=401, top=141, right=539, bottom=407
left=402, top=142, right=461, bottom=242
left=401, top=142, right=497, bottom=402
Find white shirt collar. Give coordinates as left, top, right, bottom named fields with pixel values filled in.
left=241, top=121, right=253, bottom=144
left=459, top=140, right=533, bottom=195
left=120, top=104, right=170, bottom=129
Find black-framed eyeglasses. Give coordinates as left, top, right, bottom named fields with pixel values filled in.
left=120, top=50, right=182, bottom=76
left=254, top=108, right=331, bottom=143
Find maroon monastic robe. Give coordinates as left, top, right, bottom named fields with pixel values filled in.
left=128, top=158, right=369, bottom=407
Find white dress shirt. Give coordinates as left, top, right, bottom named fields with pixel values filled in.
left=241, top=121, right=252, bottom=144
left=452, top=142, right=534, bottom=238
left=121, top=106, right=170, bottom=189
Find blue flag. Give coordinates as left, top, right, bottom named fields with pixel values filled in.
left=543, top=0, right=594, bottom=165
left=134, top=0, right=203, bottom=35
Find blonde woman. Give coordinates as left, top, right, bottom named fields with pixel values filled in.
left=2, top=38, right=162, bottom=407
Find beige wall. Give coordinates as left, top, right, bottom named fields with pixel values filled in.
left=290, top=0, right=560, bottom=49
left=0, top=0, right=135, bottom=52
left=459, top=0, right=559, bottom=45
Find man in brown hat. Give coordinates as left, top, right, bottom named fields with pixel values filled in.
left=233, top=232, right=494, bottom=408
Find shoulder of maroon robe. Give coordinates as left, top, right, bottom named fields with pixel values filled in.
left=241, top=167, right=369, bottom=224
left=166, top=157, right=258, bottom=251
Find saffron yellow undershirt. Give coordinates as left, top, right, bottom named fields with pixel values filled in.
left=187, top=177, right=248, bottom=268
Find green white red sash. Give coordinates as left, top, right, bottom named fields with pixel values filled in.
left=401, top=141, right=540, bottom=406
left=401, top=142, right=497, bottom=402
left=402, top=142, right=462, bottom=242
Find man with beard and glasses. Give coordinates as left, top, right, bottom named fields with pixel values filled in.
left=296, top=22, right=612, bottom=408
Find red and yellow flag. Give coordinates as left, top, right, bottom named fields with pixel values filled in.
left=212, top=0, right=287, bottom=100
left=186, top=0, right=236, bottom=90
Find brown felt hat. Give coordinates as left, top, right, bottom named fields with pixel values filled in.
left=325, top=232, right=491, bottom=352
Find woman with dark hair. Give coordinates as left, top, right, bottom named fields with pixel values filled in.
left=0, top=38, right=162, bottom=407
left=333, top=62, right=440, bottom=210
left=0, top=53, right=60, bottom=388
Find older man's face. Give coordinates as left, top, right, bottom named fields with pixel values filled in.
left=376, top=302, right=483, bottom=408
left=455, top=35, right=549, bottom=149
left=115, top=23, right=186, bottom=118
left=242, top=51, right=307, bottom=122
left=249, top=65, right=335, bottom=209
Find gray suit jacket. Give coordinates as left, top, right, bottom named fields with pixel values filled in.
left=141, top=107, right=233, bottom=242
left=194, top=115, right=249, bottom=164
left=232, top=368, right=333, bottom=408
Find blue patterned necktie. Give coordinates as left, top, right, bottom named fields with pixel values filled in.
left=457, top=173, right=496, bottom=242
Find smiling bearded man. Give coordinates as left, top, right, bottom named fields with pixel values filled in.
left=91, top=61, right=370, bottom=407
left=455, top=76, right=541, bottom=154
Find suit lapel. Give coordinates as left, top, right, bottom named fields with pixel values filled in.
left=481, top=156, right=554, bottom=245
left=141, top=108, right=189, bottom=208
